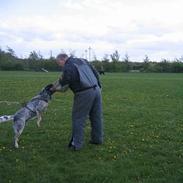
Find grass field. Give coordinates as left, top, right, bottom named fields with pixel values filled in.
left=1, top=71, right=183, bottom=183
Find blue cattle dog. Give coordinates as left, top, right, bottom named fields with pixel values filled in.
left=0, top=84, right=55, bottom=148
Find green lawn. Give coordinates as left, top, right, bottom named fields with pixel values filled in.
left=0, top=71, right=183, bottom=183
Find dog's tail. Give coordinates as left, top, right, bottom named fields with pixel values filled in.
left=0, top=115, right=14, bottom=123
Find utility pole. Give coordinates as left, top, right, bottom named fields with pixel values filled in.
left=88, top=46, right=91, bottom=62
left=50, top=50, right=53, bottom=58
left=85, top=49, right=88, bottom=60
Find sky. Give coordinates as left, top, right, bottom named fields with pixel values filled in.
left=0, top=0, right=183, bottom=61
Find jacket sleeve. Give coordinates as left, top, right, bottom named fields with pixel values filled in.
left=59, top=69, right=71, bottom=87
left=55, top=66, right=72, bottom=92
left=53, top=79, right=69, bottom=92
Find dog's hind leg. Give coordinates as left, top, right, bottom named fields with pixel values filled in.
left=13, top=120, right=25, bottom=148
left=14, top=133, right=20, bottom=149
left=36, top=111, right=42, bottom=128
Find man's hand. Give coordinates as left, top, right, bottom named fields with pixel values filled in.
left=51, top=80, right=69, bottom=92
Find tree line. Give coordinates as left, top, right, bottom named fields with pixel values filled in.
left=0, top=47, right=59, bottom=71
left=1, top=47, right=183, bottom=73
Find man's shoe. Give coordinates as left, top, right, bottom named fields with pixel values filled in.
left=68, top=144, right=76, bottom=151
left=68, top=137, right=81, bottom=151
left=68, top=144, right=80, bottom=151
left=68, top=137, right=73, bottom=148
left=89, top=140, right=102, bottom=145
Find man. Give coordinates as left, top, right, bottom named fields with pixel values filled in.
left=53, top=53, right=103, bottom=150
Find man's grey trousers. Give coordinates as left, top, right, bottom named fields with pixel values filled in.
left=70, top=86, right=103, bottom=149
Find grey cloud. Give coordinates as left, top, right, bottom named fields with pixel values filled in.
left=0, top=27, right=55, bottom=42
left=135, top=40, right=183, bottom=52
left=18, top=30, right=54, bottom=42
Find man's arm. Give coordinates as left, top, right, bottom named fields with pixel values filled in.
left=52, top=79, right=69, bottom=92
left=51, top=67, right=71, bottom=92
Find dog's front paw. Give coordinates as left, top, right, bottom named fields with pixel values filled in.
left=14, top=141, right=19, bottom=148
left=37, top=124, right=40, bottom=128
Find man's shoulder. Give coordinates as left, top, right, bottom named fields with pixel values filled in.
left=65, top=57, right=83, bottom=67
left=63, top=57, right=78, bottom=72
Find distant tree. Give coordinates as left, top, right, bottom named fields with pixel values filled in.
left=0, top=47, right=4, bottom=59
left=110, top=50, right=120, bottom=62
left=179, top=56, right=183, bottom=62
left=144, top=55, right=150, bottom=63
left=93, top=54, right=97, bottom=61
left=101, top=55, right=111, bottom=72
left=171, top=60, right=183, bottom=73
left=123, top=53, right=129, bottom=62
left=49, top=50, right=55, bottom=61
left=102, top=54, right=110, bottom=62
left=38, top=51, right=43, bottom=60
left=7, top=46, right=16, bottom=57
left=159, top=59, right=171, bottom=72
left=142, top=55, right=150, bottom=72
left=28, top=51, right=41, bottom=61
left=123, top=53, right=130, bottom=72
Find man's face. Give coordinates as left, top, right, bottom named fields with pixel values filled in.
left=56, top=59, right=65, bottom=67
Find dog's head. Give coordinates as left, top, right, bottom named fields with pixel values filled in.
left=39, top=84, right=55, bottom=101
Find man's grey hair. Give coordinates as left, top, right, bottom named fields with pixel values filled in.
left=56, top=53, right=68, bottom=60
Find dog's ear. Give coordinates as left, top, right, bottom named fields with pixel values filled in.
left=44, top=84, right=54, bottom=91
left=43, top=83, right=55, bottom=96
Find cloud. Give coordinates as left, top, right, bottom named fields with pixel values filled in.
left=0, top=0, right=183, bottom=61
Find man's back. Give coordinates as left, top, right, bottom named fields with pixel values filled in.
left=60, top=57, right=101, bottom=93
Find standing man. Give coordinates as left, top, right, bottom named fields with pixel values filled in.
left=53, top=53, right=103, bottom=151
